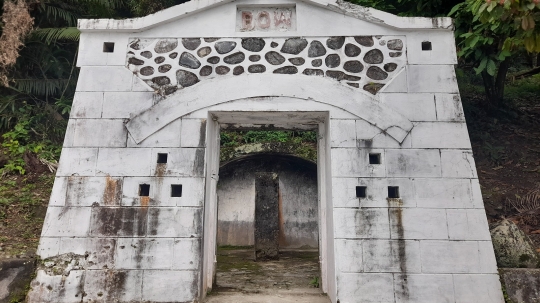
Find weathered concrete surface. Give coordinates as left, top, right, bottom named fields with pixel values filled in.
left=217, top=154, right=318, bottom=248
left=491, top=220, right=540, bottom=268
left=205, top=292, right=331, bottom=303
left=33, top=0, right=500, bottom=301
left=255, top=172, right=280, bottom=260
left=0, top=258, right=35, bottom=303
left=213, top=248, right=323, bottom=296
left=500, top=268, right=540, bottom=303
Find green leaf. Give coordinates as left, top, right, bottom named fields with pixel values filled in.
left=31, top=27, right=81, bottom=45
left=474, top=57, right=488, bottom=74
left=486, top=59, right=497, bottom=76
left=478, top=2, right=488, bottom=14
left=448, top=3, right=464, bottom=16
left=469, top=35, right=480, bottom=48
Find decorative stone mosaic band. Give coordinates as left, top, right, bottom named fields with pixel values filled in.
left=127, top=36, right=406, bottom=96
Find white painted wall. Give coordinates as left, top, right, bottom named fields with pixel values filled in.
left=28, top=0, right=503, bottom=302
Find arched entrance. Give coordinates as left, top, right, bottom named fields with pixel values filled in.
left=200, top=110, right=335, bottom=300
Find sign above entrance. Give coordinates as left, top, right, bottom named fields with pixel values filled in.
left=236, top=6, right=297, bottom=32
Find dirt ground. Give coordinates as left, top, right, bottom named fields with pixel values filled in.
left=0, top=172, right=52, bottom=259
left=466, top=102, right=540, bottom=250
left=205, top=248, right=330, bottom=302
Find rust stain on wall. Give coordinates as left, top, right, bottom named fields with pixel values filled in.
left=103, top=176, right=123, bottom=206
left=140, top=196, right=150, bottom=208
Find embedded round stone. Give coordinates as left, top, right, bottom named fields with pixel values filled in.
left=280, top=38, right=308, bottom=55
left=364, top=83, right=385, bottom=95
left=179, top=52, right=201, bottom=69
left=197, top=47, right=211, bottom=58
left=163, top=86, right=177, bottom=95
left=347, top=83, right=360, bottom=88
left=289, top=57, right=305, bottom=66
left=366, top=66, right=388, bottom=80
left=354, top=36, right=374, bottom=47
left=379, top=40, right=386, bottom=46
left=326, top=70, right=345, bottom=80
left=325, top=71, right=361, bottom=82
left=154, top=39, right=178, bottom=53
left=311, top=59, right=322, bottom=67
left=384, top=63, right=398, bottom=72
left=325, top=54, right=340, bottom=68
left=199, top=65, right=212, bottom=77
left=216, top=66, right=230, bottom=75
left=303, top=69, right=324, bottom=76
left=274, top=66, right=298, bottom=74
left=326, top=36, right=345, bottom=50
left=344, top=43, right=361, bottom=57
left=233, top=66, right=245, bottom=75
left=182, top=38, right=201, bottom=51
left=140, top=66, right=154, bottom=76
left=199, top=66, right=212, bottom=76
left=169, top=52, right=178, bottom=59
left=141, top=51, right=152, bottom=58
left=343, top=61, right=364, bottom=73
left=344, top=74, right=361, bottom=81
left=215, top=41, right=237, bottom=54
left=152, top=76, right=170, bottom=86
left=129, top=41, right=141, bottom=50
left=308, top=40, right=327, bottom=58
left=158, top=65, right=172, bottom=73
left=364, top=49, right=384, bottom=64
left=128, top=57, right=144, bottom=65
left=389, top=52, right=402, bottom=57
left=271, top=42, right=278, bottom=48
left=204, top=38, right=220, bottom=42
left=248, top=65, right=266, bottom=73
left=224, top=52, right=246, bottom=65
left=386, top=39, right=403, bottom=50
left=249, top=55, right=261, bottom=62
left=176, top=70, right=199, bottom=87
left=241, top=38, right=265, bottom=52
left=207, top=56, right=220, bottom=64
left=155, top=56, right=165, bottom=64
left=265, top=51, right=286, bottom=65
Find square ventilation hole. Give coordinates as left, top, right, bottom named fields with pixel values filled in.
left=388, top=186, right=400, bottom=199
left=369, top=153, right=381, bottom=164
left=139, top=184, right=150, bottom=197
left=171, top=184, right=183, bottom=197
left=157, top=153, right=168, bottom=164
left=422, top=41, right=432, bottom=51
left=356, top=186, right=367, bottom=198
left=103, top=42, right=115, bottom=53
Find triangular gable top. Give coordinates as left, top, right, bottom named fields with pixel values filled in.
left=77, top=0, right=453, bottom=32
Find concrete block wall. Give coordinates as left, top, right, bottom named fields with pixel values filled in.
left=28, top=0, right=504, bottom=302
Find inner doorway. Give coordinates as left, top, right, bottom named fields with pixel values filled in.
left=201, top=111, right=334, bottom=302
left=216, top=132, right=320, bottom=288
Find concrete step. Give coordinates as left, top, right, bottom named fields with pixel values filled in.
left=204, top=292, right=331, bottom=303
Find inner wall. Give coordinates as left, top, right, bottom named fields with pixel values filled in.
left=217, top=154, right=319, bottom=248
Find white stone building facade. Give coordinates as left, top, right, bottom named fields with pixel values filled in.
left=27, top=0, right=505, bottom=302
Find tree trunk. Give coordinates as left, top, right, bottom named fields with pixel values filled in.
left=481, top=58, right=511, bottom=109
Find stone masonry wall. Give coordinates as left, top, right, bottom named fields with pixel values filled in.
left=27, top=0, right=505, bottom=302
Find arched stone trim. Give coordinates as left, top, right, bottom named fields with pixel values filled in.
left=125, top=74, right=414, bottom=144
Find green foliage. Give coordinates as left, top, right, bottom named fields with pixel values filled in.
left=0, top=101, right=64, bottom=175
left=220, top=130, right=317, bottom=147
left=347, top=0, right=462, bottom=17
left=220, top=130, right=318, bottom=162
left=309, top=276, right=320, bottom=288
